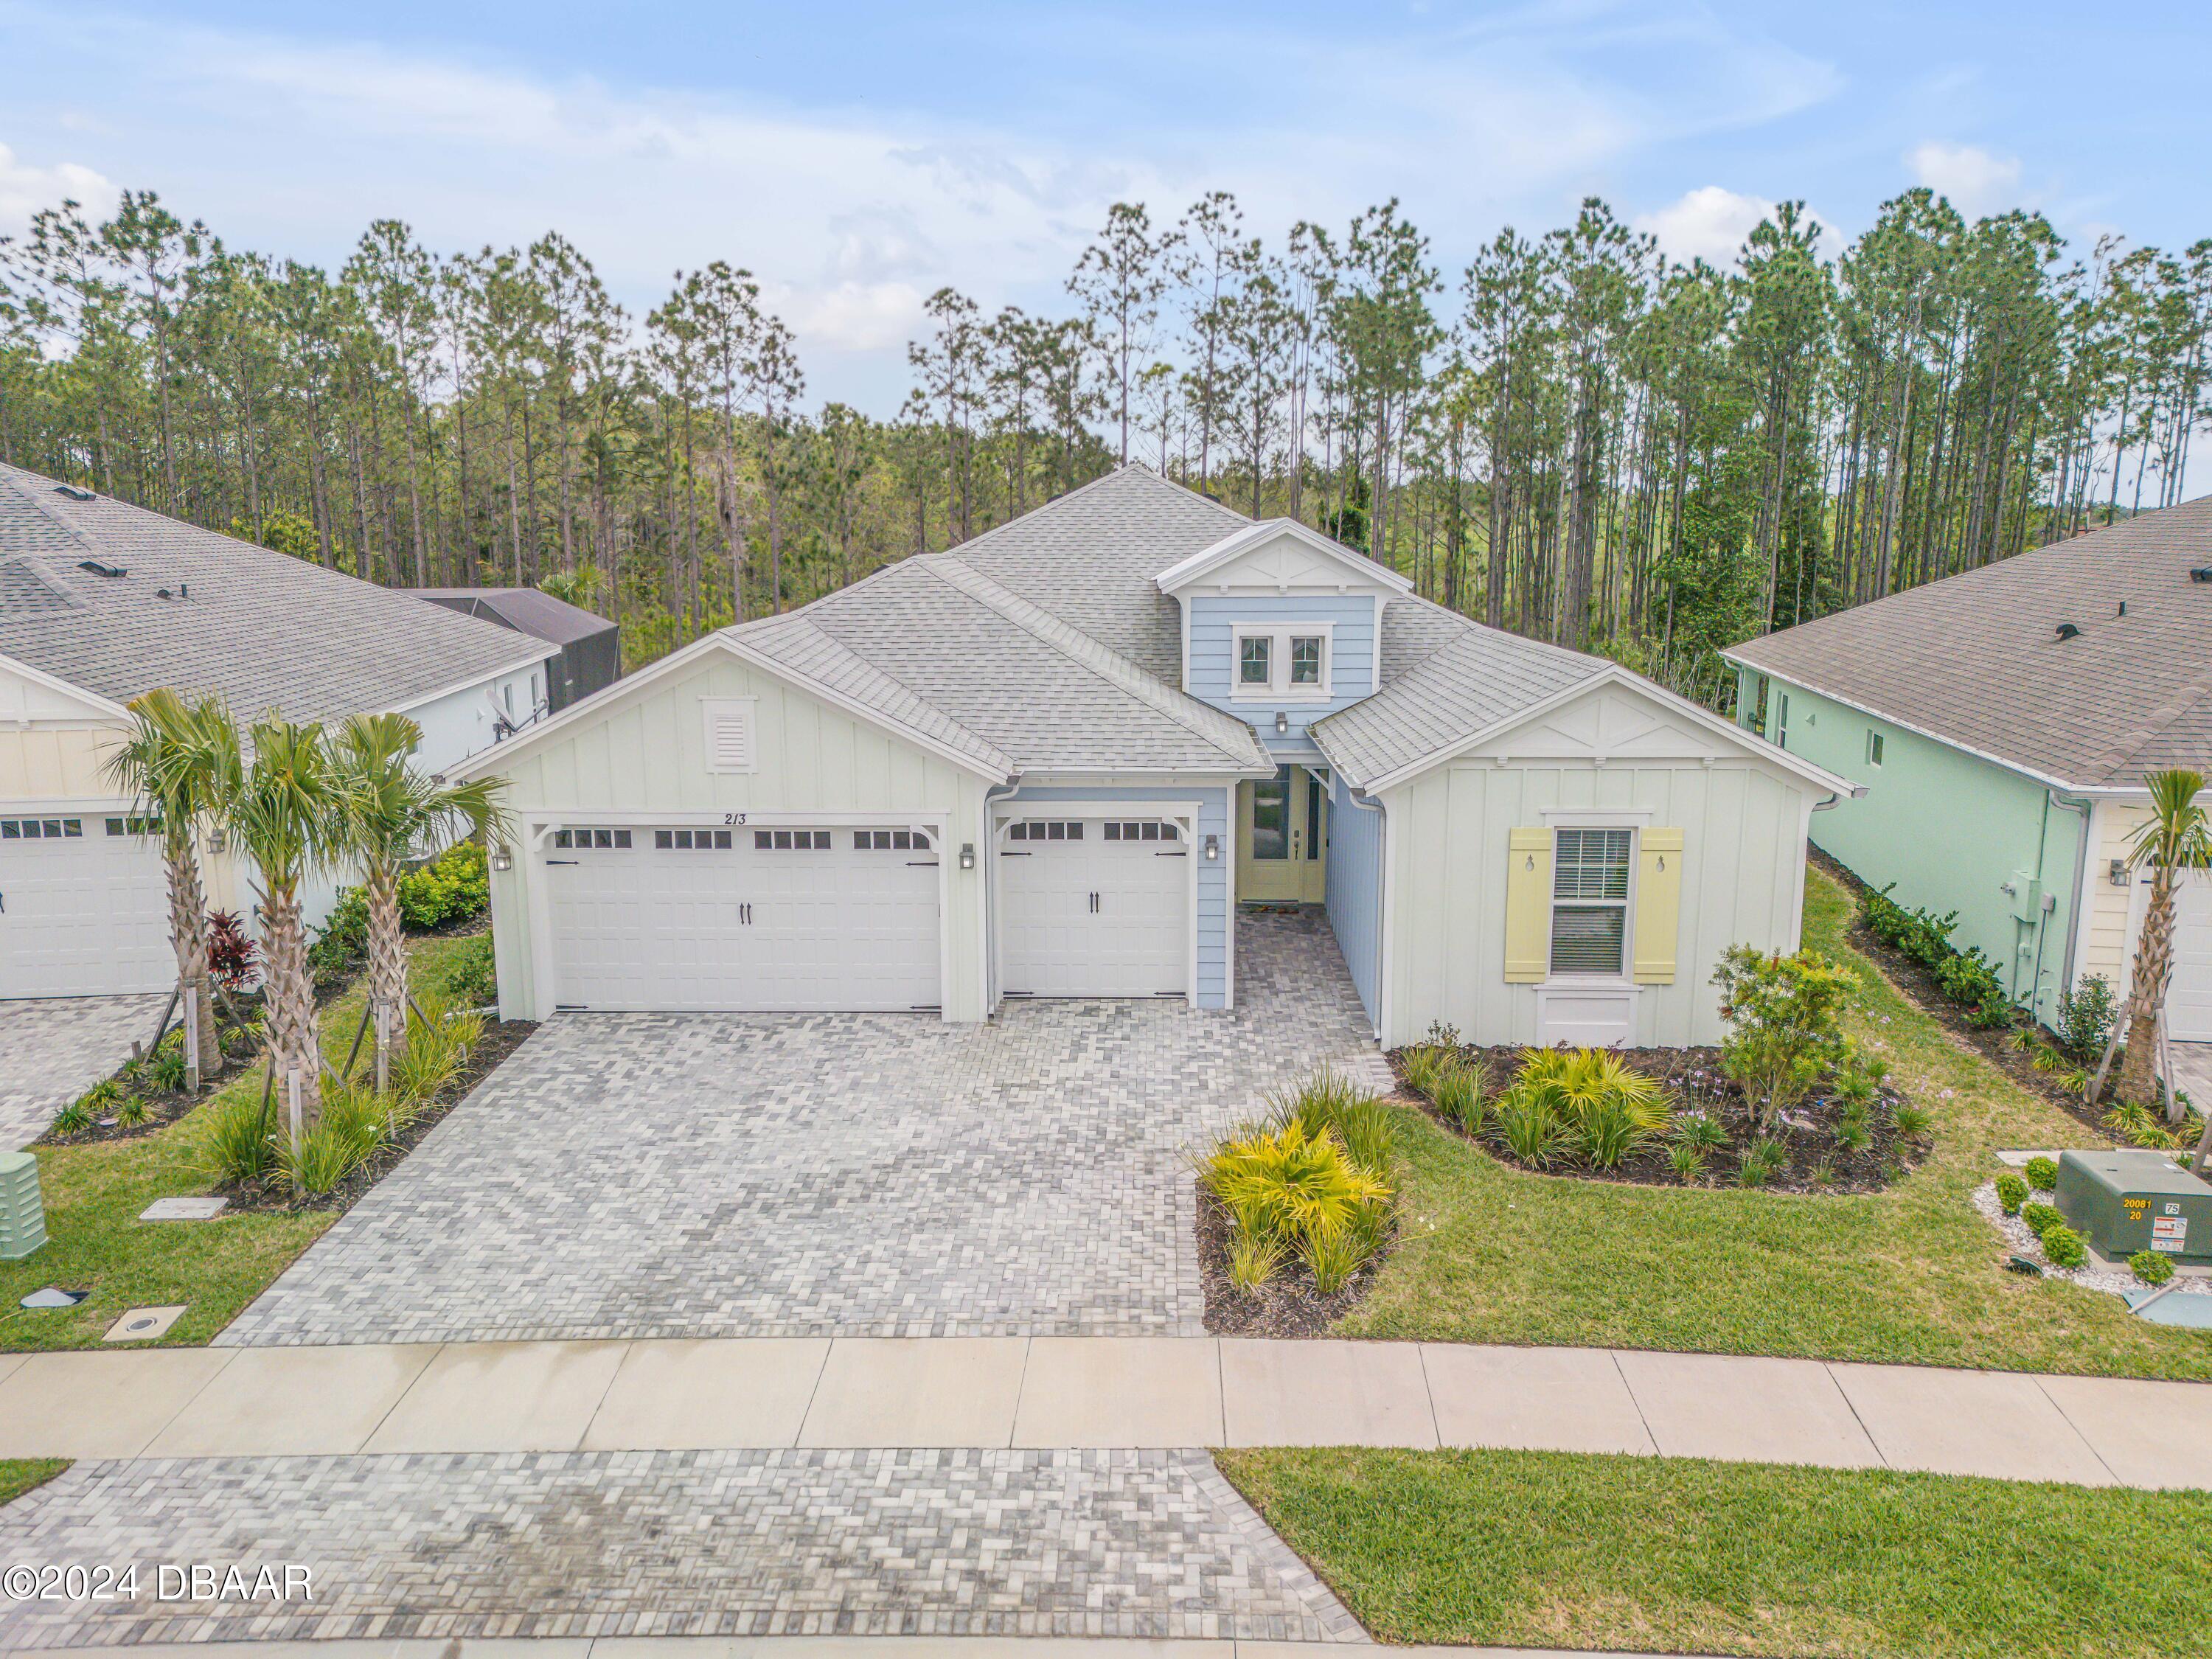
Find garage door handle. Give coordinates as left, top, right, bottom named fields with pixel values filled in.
left=1158, top=850, right=1186, bottom=858
left=908, top=860, right=938, bottom=866
left=546, top=859, right=578, bottom=866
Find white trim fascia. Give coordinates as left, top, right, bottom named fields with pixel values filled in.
left=448, top=630, right=1016, bottom=785
left=1543, top=805, right=1656, bottom=825
left=1154, top=518, right=1414, bottom=597
left=1355, top=664, right=1863, bottom=799
left=0, top=793, right=137, bottom=812
left=385, top=649, right=559, bottom=720
left=0, top=649, right=131, bottom=722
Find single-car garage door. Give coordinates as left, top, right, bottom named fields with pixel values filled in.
left=2166, top=871, right=2212, bottom=1041
left=997, top=816, right=1189, bottom=998
left=544, top=823, right=942, bottom=1012
left=0, top=811, right=172, bottom=998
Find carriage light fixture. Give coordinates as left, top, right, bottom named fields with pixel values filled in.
left=1204, top=834, right=1220, bottom=861
left=1275, top=710, right=1289, bottom=735
left=490, top=846, right=513, bottom=873
left=960, top=842, right=976, bottom=870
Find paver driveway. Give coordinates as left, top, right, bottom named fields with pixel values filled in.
left=220, top=909, right=1384, bottom=1346
left=0, top=993, right=167, bottom=1150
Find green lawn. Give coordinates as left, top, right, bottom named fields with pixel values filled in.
left=1336, top=863, right=2212, bottom=1380
left=1220, top=1445, right=2211, bottom=1658
left=0, top=1459, right=68, bottom=1510
left=0, top=934, right=487, bottom=1354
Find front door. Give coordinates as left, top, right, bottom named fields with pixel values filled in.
left=1237, top=766, right=1326, bottom=904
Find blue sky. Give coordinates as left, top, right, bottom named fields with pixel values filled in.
left=4, top=0, right=2208, bottom=414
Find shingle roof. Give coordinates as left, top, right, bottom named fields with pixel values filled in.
left=416, top=587, right=618, bottom=647
left=1725, top=497, right=2212, bottom=789
left=1310, top=599, right=1610, bottom=786
left=0, top=463, right=549, bottom=721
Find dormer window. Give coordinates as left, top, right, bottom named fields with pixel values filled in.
left=1233, top=624, right=1332, bottom=702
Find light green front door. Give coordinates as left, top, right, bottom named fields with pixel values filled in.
left=1238, top=765, right=1326, bottom=903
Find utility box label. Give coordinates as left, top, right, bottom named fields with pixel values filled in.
left=2154, top=1216, right=2189, bottom=1253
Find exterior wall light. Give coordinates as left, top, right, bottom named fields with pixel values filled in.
left=1204, top=834, right=1220, bottom=861
left=960, top=842, right=977, bottom=870
left=2110, top=858, right=2129, bottom=886
left=1274, top=710, right=1290, bottom=735
left=490, top=846, right=513, bottom=873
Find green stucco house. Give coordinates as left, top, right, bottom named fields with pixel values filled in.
left=1725, top=497, right=2212, bottom=1036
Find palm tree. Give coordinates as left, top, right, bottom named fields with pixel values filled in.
left=218, top=716, right=344, bottom=1133
left=100, top=689, right=234, bottom=1082
left=2113, top=769, right=2212, bottom=1114
left=330, top=712, right=509, bottom=1087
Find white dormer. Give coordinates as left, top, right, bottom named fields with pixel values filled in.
left=1153, top=520, right=1414, bottom=601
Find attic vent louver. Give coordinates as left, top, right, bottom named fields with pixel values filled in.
left=53, top=484, right=95, bottom=501
left=2056, top=622, right=2081, bottom=641
left=76, top=560, right=126, bottom=579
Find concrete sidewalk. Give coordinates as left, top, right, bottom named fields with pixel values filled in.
left=1, top=1335, right=2205, bottom=1487
left=26, top=1642, right=1722, bottom=1659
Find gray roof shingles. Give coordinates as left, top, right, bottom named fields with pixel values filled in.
left=1725, top=496, right=2212, bottom=788
left=0, top=463, right=548, bottom=720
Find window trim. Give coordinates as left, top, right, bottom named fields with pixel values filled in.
left=1546, top=824, right=1636, bottom=983
left=1228, top=622, right=1334, bottom=703
left=1866, top=729, right=1885, bottom=768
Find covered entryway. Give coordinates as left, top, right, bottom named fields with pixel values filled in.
left=543, top=821, right=942, bottom=1012
left=2166, top=871, right=2212, bottom=1041
left=0, top=811, right=170, bottom=998
left=996, top=815, right=1189, bottom=998
left=1237, top=765, right=1326, bottom=904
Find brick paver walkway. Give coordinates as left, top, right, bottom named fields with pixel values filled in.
left=219, top=911, right=1385, bottom=1346
left=0, top=1449, right=1359, bottom=1649
left=0, top=992, right=166, bottom=1150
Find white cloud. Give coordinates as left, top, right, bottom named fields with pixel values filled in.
left=1907, top=142, right=2023, bottom=218
left=1635, top=186, right=1773, bottom=268
left=776, top=280, right=929, bottom=355
left=0, top=142, right=117, bottom=237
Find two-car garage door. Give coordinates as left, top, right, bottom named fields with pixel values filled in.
left=545, top=824, right=942, bottom=1012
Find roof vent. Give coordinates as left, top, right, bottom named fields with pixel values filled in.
left=2192, top=567, right=2212, bottom=583
left=75, top=560, right=126, bottom=579
left=53, top=484, right=95, bottom=502
left=2056, top=622, right=2081, bottom=641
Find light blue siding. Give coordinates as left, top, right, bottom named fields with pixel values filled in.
left=1324, top=769, right=1385, bottom=1032
left=1185, top=596, right=1377, bottom=746
left=998, top=782, right=1232, bottom=1009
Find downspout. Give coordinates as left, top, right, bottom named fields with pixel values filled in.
left=2043, top=790, right=2094, bottom=1027
left=983, top=777, right=1022, bottom=1015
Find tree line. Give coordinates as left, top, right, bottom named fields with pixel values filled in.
left=4, top=184, right=2208, bottom=700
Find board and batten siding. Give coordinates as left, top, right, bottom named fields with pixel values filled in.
left=1183, top=595, right=1376, bottom=747
left=483, top=650, right=993, bottom=1022
left=1324, top=768, right=1386, bottom=1031
left=995, top=778, right=1233, bottom=1008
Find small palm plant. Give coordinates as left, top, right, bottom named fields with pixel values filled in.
left=100, top=689, right=236, bottom=1081
left=2112, top=769, right=2212, bottom=1119
left=328, top=713, right=509, bottom=1088
left=216, top=717, right=344, bottom=1138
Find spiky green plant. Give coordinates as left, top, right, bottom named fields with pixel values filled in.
left=1200, top=1119, right=1391, bottom=1245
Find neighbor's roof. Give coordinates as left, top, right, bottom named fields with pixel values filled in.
left=416, top=587, right=618, bottom=647
left=0, top=463, right=550, bottom=722
left=1725, top=496, right=2212, bottom=790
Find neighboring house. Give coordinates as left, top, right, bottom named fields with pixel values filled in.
left=1725, top=496, right=2212, bottom=1035
left=416, top=587, right=621, bottom=713
left=456, top=466, right=1848, bottom=1047
left=0, top=462, right=555, bottom=1000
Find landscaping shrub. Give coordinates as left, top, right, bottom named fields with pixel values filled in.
left=48, top=1097, right=91, bottom=1135
left=386, top=997, right=483, bottom=1119
left=1712, top=945, right=1857, bottom=1127
left=2025, top=1155, right=2059, bottom=1192
left=1674, top=1111, right=1727, bottom=1153
left=1270, top=1066, right=1394, bottom=1178
left=1300, top=1225, right=1372, bottom=1294
left=2104, top=1102, right=2183, bottom=1150
left=1667, top=1138, right=1706, bottom=1183
left=1994, top=1172, right=2028, bottom=1214
left=1399, top=1046, right=1444, bottom=1100
left=274, top=1098, right=378, bottom=1196
left=1227, top=1232, right=1283, bottom=1293
left=1935, top=950, right=2006, bottom=1013
left=2056, top=974, right=2118, bottom=1061
left=2041, top=1224, right=2087, bottom=1268
left=1430, top=1061, right=1486, bottom=1136
left=398, top=839, right=490, bottom=931
left=206, top=908, right=260, bottom=991
left=1517, top=1049, right=1667, bottom=1136
left=2021, top=1201, right=2061, bottom=1237
left=115, top=1093, right=150, bottom=1127
left=1495, top=1088, right=1562, bottom=1167
left=1860, top=885, right=1959, bottom=966
left=2132, top=1249, right=2176, bottom=1286
left=1892, top=1101, right=1933, bottom=1138
left=1202, top=1119, right=1391, bottom=1246
left=147, top=1031, right=188, bottom=1092
left=434, top=933, right=498, bottom=1009
left=77, top=1078, right=122, bottom=1113
left=1834, top=1101, right=1871, bottom=1153
left=1572, top=1096, right=1656, bottom=1170
left=309, top=886, right=371, bottom=974
left=1735, top=1137, right=1786, bottom=1188
left=199, top=1091, right=276, bottom=1186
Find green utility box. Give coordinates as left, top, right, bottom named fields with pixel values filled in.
left=0, top=1150, right=45, bottom=1261
left=2055, top=1150, right=2212, bottom=1265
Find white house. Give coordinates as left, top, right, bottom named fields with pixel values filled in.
left=456, top=466, right=1854, bottom=1048
left=0, top=462, right=554, bottom=999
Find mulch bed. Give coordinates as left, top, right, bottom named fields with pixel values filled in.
left=35, top=1001, right=267, bottom=1151
left=1197, top=1184, right=1393, bottom=1336
left=218, top=1015, right=536, bottom=1216
left=1811, top=847, right=2118, bottom=1144
left=1392, top=1043, right=1929, bottom=1196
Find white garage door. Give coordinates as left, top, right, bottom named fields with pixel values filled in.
left=998, top=816, right=1189, bottom=998
left=2166, top=871, right=2212, bottom=1040
left=545, top=823, right=942, bottom=1012
left=0, top=811, right=171, bottom=998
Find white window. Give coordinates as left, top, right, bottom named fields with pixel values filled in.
left=1551, top=828, right=1632, bottom=978
left=1866, top=729, right=1884, bottom=767
left=700, top=698, right=757, bottom=774
left=1775, top=693, right=1790, bottom=750
left=1231, top=624, right=1332, bottom=701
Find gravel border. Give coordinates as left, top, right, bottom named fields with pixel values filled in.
left=1969, top=1179, right=2212, bottom=1301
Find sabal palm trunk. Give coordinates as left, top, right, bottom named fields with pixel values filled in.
left=2115, top=868, right=2177, bottom=1110
left=366, top=860, right=408, bottom=1083
left=260, top=890, right=323, bottom=1133
left=164, top=838, right=222, bottom=1081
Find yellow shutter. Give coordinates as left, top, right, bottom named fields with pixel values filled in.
left=1633, top=828, right=1685, bottom=984
left=1503, top=827, right=1552, bottom=983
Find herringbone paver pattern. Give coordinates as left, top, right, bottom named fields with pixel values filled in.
left=0, top=992, right=165, bottom=1151
left=0, top=1449, right=1362, bottom=1647
left=220, top=911, right=1385, bottom=1346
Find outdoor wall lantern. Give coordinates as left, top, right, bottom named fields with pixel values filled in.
left=2110, top=858, right=2129, bottom=886
left=960, top=842, right=977, bottom=870
left=1275, top=710, right=1290, bottom=735
left=1204, top=834, right=1220, bottom=861
left=490, top=846, right=513, bottom=873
